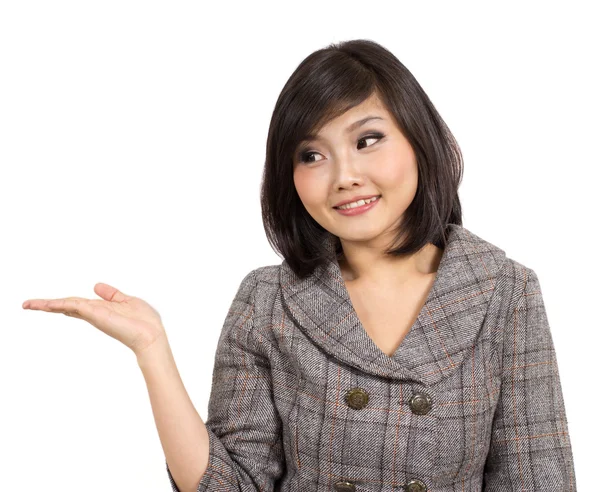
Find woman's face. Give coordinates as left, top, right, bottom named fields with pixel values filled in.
left=292, top=92, right=418, bottom=248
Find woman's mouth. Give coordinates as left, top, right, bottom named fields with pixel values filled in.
left=333, top=195, right=381, bottom=216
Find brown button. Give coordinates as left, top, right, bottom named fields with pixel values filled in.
left=406, top=478, right=427, bottom=492
left=409, top=392, right=432, bottom=415
left=345, top=387, right=369, bottom=410
left=333, top=480, right=356, bottom=492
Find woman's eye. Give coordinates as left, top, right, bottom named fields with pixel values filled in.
left=299, top=151, right=323, bottom=164
left=357, top=134, right=384, bottom=150
left=297, top=133, right=384, bottom=164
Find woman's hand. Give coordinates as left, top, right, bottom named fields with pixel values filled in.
left=22, top=282, right=167, bottom=357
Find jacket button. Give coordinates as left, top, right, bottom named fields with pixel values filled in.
left=333, top=480, right=356, bottom=491
left=406, top=478, right=428, bottom=492
left=345, top=388, right=369, bottom=410
left=409, top=392, right=432, bottom=415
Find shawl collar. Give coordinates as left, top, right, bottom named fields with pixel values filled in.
left=279, top=224, right=507, bottom=386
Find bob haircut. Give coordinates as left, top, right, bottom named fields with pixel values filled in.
left=261, top=39, right=463, bottom=279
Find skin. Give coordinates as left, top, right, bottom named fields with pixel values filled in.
left=21, top=282, right=167, bottom=358
left=293, top=91, right=443, bottom=288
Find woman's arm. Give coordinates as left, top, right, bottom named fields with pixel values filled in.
left=137, top=338, right=209, bottom=492
left=140, top=269, right=285, bottom=492
left=483, top=267, right=577, bottom=490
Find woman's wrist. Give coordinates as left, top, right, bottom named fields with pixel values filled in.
left=135, top=332, right=173, bottom=370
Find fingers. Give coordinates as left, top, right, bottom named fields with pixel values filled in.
left=22, top=297, right=88, bottom=318
left=22, top=283, right=130, bottom=316
left=94, top=283, right=129, bottom=303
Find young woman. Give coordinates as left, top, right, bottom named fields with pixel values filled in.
left=22, top=39, right=577, bottom=491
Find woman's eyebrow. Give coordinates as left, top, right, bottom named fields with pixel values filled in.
left=300, top=115, right=384, bottom=143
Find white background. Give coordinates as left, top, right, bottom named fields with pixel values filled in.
left=1, top=1, right=595, bottom=490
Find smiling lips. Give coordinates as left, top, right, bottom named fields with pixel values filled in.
left=333, top=194, right=381, bottom=208
left=334, top=195, right=381, bottom=216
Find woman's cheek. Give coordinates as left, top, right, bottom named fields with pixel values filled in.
left=294, top=169, right=326, bottom=216
left=295, top=167, right=330, bottom=203
left=387, top=153, right=419, bottom=189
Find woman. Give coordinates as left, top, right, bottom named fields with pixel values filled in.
left=22, top=39, right=577, bottom=491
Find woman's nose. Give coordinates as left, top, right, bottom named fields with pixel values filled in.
left=332, top=153, right=365, bottom=187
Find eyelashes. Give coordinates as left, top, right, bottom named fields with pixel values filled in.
left=296, top=132, right=386, bottom=164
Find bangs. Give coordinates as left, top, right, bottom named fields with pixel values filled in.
left=281, top=58, right=380, bottom=159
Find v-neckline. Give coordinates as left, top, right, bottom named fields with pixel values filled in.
left=334, top=255, right=443, bottom=362
left=278, top=223, right=506, bottom=384
left=341, top=270, right=439, bottom=359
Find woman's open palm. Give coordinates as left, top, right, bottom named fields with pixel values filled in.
left=22, top=282, right=166, bottom=357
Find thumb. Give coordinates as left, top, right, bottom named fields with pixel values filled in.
left=93, top=282, right=129, bottom=303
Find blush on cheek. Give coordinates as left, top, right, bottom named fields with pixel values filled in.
left=294, top=166, right=330, bottom=208
left=382, top=156, right=417, bottom=188
left=293, top=170, right=308, bottom=195
left=293, top=170, right=321, bottom=207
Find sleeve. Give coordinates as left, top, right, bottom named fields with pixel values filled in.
left=166, top=269, right=285, bottom=491
left=483, top=267, right=577, bottom=491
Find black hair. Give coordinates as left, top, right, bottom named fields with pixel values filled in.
left=261, top=39, right=463, bottom=279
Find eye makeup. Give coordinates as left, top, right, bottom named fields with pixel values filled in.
left=296, top=132, right=386, bottom=164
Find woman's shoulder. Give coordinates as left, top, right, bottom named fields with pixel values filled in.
left=457, top=224, right=537, bottom=294
left=239, top=225, right=540, bottom=307
left=231, top=264, right=283, bottom=313
left=236, top=264, right=282, bottom=292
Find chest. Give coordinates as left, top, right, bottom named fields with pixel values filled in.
left=345, top=273, right=437, bottom=357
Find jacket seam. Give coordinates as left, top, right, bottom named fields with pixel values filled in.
left=488, top=260, right=530, bottom=370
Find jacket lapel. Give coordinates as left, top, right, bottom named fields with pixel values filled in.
left=279, top=224, right=507, bottom=386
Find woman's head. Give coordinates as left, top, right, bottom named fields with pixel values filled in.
left=261, top=39, right=463, bottom=279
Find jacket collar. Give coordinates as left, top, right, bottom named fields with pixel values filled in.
left=279, top=224, right=507, bottom=385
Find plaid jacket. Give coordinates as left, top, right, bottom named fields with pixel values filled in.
left=166, top=224, right=577, bottom=491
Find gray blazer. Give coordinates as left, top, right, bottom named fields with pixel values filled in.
left=166, top=224, right=577, bottom=491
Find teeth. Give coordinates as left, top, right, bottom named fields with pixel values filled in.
left=337, top=196, right=379, bottom=210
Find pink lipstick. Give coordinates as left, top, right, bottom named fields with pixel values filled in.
left=334, top=195, right=381, bottom=216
